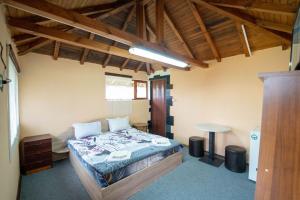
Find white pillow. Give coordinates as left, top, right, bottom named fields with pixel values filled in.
left=107, top=117, right=131, bottom=132
left=72, top=121, right=101, bottom=139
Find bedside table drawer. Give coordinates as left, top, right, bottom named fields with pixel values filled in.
left=24, top=140, right=51, bottom=153
left=24, top=151, right=52, bottom=163
left=23, top=159, right=52, bottom=173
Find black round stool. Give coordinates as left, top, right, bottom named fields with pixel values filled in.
left=189, top=136, right=204, bottom=157
left=225, top=145, right=246, bottom=173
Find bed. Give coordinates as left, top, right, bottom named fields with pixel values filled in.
left=68, top=128, right=183, bottom=200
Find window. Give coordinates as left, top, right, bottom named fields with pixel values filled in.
left=105, top=73, right=148, bottom=101
left=8, top=53, right=19, bottom=148
left=134, top=80, right=148, bottom=99
left=105, top=73, right=133, bottom=100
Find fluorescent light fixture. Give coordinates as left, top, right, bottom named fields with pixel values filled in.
left=129, top=47, right=188, bottom=68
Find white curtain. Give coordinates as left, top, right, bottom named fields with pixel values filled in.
left=105, top=75, right=133, bottom=100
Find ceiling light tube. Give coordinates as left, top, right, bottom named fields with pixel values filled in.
left=129, top=47, right=188, bottom=68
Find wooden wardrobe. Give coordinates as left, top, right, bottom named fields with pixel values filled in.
left=255, top=71, right=300, bottom=200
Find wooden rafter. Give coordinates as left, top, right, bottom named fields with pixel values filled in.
left=80, top=33, right=95, bottom=64
left=136, top=0, right=151, bottom=75
left=155, top=0, right=164, bottom=44
left=12, top=1, right=134, bottom=44
left=135, top=62, right=144, bottom=72
left=12, top=0, right=135, bottom=56
left=120, top=58, right=129, bottom=71
left=96, top=0, right=135, bottom=20
left=136, top=0, right=145, bottom=39
left=205, top=0, right=298, bottom=17
left=18, top=37, right=51, bottom=55
left=12, top=1, right=131, bottom=25
left=164, top=7, right=195, bottom=59
left=16, top=26, right=73, bottom=55
left=235, top=23, right=250, bottom=57
left=8, top=19, right=188, bottom=70
left=191, top=0, right=292, bottom=45
left=187, top=0, right=221, bottom=62
left=102, top=6, right=135, bottom=68
left=53, top=41, right=60, bottom=60
left=257, top=20, right=292, bottom=34
left=3, top=0, right=207, bottom=68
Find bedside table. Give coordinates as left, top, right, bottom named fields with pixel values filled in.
left=20, top=134, right=53, bottom=175
left=133, top=123, right=148, bottom=132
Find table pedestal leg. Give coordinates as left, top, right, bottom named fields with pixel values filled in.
left=199, top=131, right=224, bottom=167
left=209, top=132, right=215, bottom=160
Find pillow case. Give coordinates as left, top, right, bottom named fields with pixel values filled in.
left=72, top=121, right=101, bottom=139
left=107, top=117, right=131, bottom=132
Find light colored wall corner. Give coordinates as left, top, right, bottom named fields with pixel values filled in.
left=18, top=53, right=149, bottom=143
left=170, top=46, right=290, bottom=157
left=0, top=5, right=20, bottom=200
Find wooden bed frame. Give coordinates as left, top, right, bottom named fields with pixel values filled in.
left=70, top=150, right=183, bottom=200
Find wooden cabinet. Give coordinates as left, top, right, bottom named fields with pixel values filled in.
left=255, top=71, right=300, bottom=200
left=20, top=134, right=53, bottom=174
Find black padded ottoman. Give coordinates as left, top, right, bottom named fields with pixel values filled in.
left=225, top=145, right=246, bottom=173
left=189, top=136, right=204, bottom=157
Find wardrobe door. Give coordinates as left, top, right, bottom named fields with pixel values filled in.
left=256, top=73, right=300, bottom=200
left=255, top=77, right=279, bottom=200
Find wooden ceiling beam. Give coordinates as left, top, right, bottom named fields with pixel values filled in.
left=136, top=0, right=145, bottom=39
left=3, top=0, right=204, bottom=67
left=4, top=0, right=207, bottom=68
left=136, top=0, right=150, bottom=75
left=53, top=41, right=60, bottom=60
left=16, top=26, right=73, bottom=55
left=164, top=7, right=195, bottom=59
left=12, top=0, right=134, bottom=49
left=11, top=0, right=133, bottom=26
left=235, top=23, right=250, bottom=57
left=256, top=20, right=292, bottom=34
left=120, top=58, right=129, bottom=71
left=80, top=33, right=95, bottom=64
left=18, top=37, right=51, bottom=56
left=135, top=62, right=144, bottom=73
left=156, top=0, right=164, bottom=44
left=187, top=0, right=221, bottom=62
left=102, top=6, right=135, bottom=68
left=191, top=0, right=292, bottom=45
left=8, top=19, right=189, bottom=70
left=205, top=0, right=298, bottom=16
left=96, top=0, right=135, bottom=20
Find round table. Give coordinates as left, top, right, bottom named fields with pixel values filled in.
left=196, top=123, right=231, bottom=167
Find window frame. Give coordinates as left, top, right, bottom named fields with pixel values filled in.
left=133, top=80, right=148, bottom=100
left=7, top=45, right=20, bottom=160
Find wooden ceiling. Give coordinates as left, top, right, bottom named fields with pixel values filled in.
left=3, top=0, right=299, bottom=74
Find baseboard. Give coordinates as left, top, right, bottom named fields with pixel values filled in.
left=16, top=175, right=21, bottom=200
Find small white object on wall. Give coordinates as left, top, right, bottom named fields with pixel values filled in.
left=249, top=127, right=261, bottom=182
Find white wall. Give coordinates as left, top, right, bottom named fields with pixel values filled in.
left=170, top=47, right=290, bottom=157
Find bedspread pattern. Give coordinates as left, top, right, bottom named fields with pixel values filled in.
left=68, top=128, right=182, bottom=187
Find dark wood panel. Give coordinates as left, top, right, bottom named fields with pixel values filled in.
left=255, top=71, right=300, bottom=200
left=151, top=79, right=166, bottom=137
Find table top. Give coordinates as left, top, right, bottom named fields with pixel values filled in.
left=196, top=123, right=231, bottom=133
